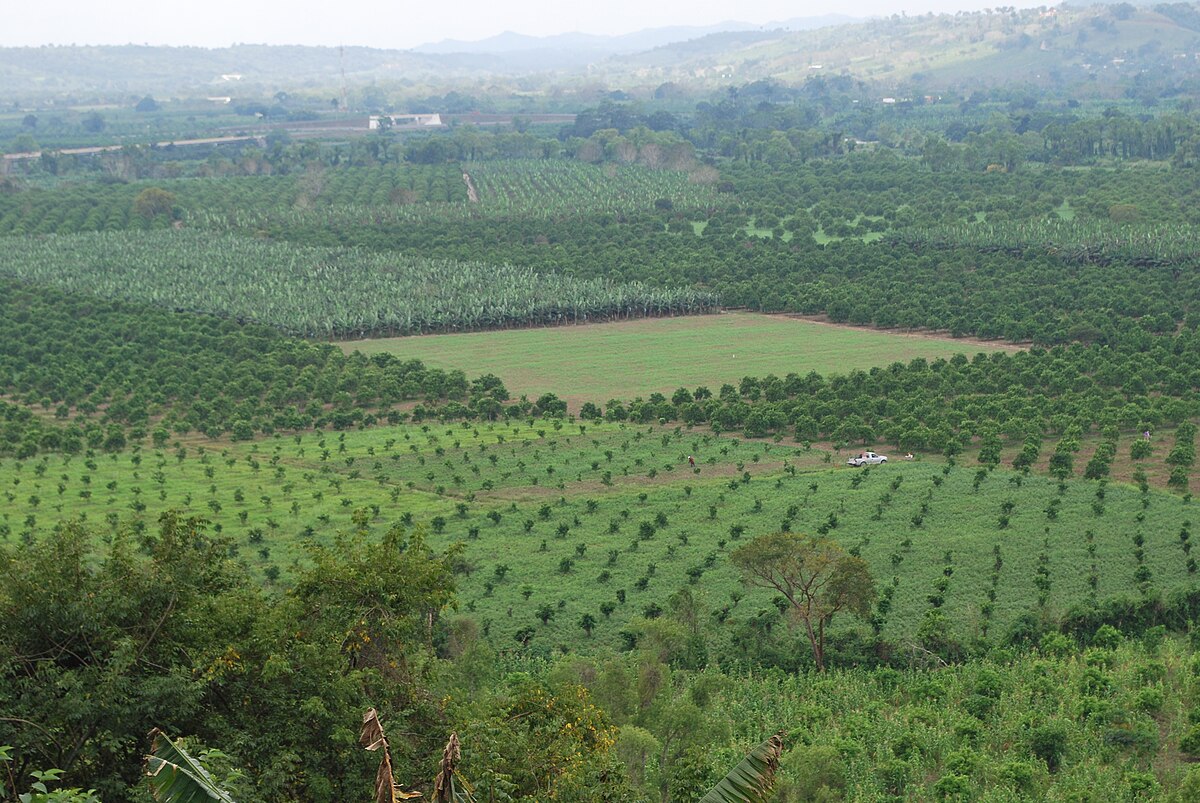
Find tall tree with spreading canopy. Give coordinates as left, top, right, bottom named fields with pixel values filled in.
left=731, top=533, right=874, bottom=671
left=133, top=187, right=176, bottom=220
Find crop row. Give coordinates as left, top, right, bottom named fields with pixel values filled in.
left=0, top=280, right=520, bottom=456
left=0, top=164, right=460, bottom=226
left=192, top=160, right=721, bottom=230
left=3, top=419, right=1199, bottom=652
left=0, top=230, right=718, bottom=337
left=0, top=160, right=719, bottom=240
left=894, top=220, right=1200, bottom=266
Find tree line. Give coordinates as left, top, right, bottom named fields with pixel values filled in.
left=585, top=335, right=1200, bottom=459
left=0, top=281, right=517, bottom=457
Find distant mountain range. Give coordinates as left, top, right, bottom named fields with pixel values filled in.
left=411, top=17, right=859, bottom=56
left=2, top=5, right=1198, bottom=100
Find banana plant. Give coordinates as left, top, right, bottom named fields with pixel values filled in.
left=697, top=731, right=785, bottom=803
left=361, top=709, right=474, bottom=803
left=143, top=729, right=235, bottom=803
left=141, top=720, right=775, bottom=803
left=360, top=708, right=421, bottom=803
left=431, top=733, right=475, bottom=803
left=0, top=230, right=717, bottom=338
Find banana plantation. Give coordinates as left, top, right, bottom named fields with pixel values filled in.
left=0, top=230, right=718, bottom=337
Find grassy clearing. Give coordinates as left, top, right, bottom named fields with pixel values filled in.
left=342, top=312, right=1010, bottom=405
left=3, top=419, right=1195, bottom=656
left=812, top=214, right=887, bottom=244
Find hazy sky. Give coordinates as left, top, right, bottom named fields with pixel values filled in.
left=4, top=0, right=1019, bottom=49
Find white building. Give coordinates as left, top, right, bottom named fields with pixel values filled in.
left=368, top=113, right=444, bottom=130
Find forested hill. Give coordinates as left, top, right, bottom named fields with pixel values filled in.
left=615, top=3, right=1200, bottom=94
left=7, top=4, right=1200, bottom=98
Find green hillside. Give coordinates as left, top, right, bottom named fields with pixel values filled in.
left=614, top=5, right=1200, bottom=93
left=6, top=5, right=1200, bottom=101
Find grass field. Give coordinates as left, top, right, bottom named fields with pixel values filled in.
left=4, top=419, right=1194, bottom=657
left=341, top=313, right=1013, bottom=405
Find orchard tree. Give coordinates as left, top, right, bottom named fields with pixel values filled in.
left=133, top=187, right=177, bottom=220
left=81, top=111, right=105, bottom=133
left=977, top=430, right=1002, bottom=467
left=731, top=532, right=874, bottom=671
left=1048, top=448, right=1074, bottom=480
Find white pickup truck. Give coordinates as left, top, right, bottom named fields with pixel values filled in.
left=847, top=451, right=888, bottom=467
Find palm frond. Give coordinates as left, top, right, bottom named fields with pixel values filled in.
left=697, top=731, right=785, bottom=803
left=144, top=729, right=236, bottom=803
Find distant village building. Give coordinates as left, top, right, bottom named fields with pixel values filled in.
left=368, top=113, right=444, bottom=130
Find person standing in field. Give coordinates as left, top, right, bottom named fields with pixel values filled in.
left=688, top=455, right=696, bottom=467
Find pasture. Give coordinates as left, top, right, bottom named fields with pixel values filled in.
left=342, top=312, right=1013, bottom=404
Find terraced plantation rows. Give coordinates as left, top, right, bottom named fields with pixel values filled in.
left=466, top=160, right=720, bottom=217
left=0, top=160, right=719, bottom=237
left=4, top=420, right=1196, bottom=656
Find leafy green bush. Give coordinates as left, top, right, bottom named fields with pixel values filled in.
left=1092, top=625, right=1123, bottom=649
left=778, top=744, right=846, bottom=802
left=1029, top=722, right=1069, bottom=772
left=1180, top=725, right=1200, bottom=756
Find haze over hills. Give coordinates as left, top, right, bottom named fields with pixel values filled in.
left=1, top=4, right=1198, bottom=99
left=607, top=3, right=1200, bottom=94
left=411, top=16, right=859, bottom=55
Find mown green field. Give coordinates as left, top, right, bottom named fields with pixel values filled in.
left=3, top=419, right=1191, bottom=656
left=342, top=313, right=1013, bottom=404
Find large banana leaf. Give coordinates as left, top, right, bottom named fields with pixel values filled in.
left=697, top=731, right=785, bottom=803
left=144, top=729, right=236, bottom=803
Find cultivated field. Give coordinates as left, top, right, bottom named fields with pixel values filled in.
left=5, top=419, right=1190, bottom=655
left=343, top=312, right=1013, bottom=404
left=0, top=230, right=715, bottom=337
